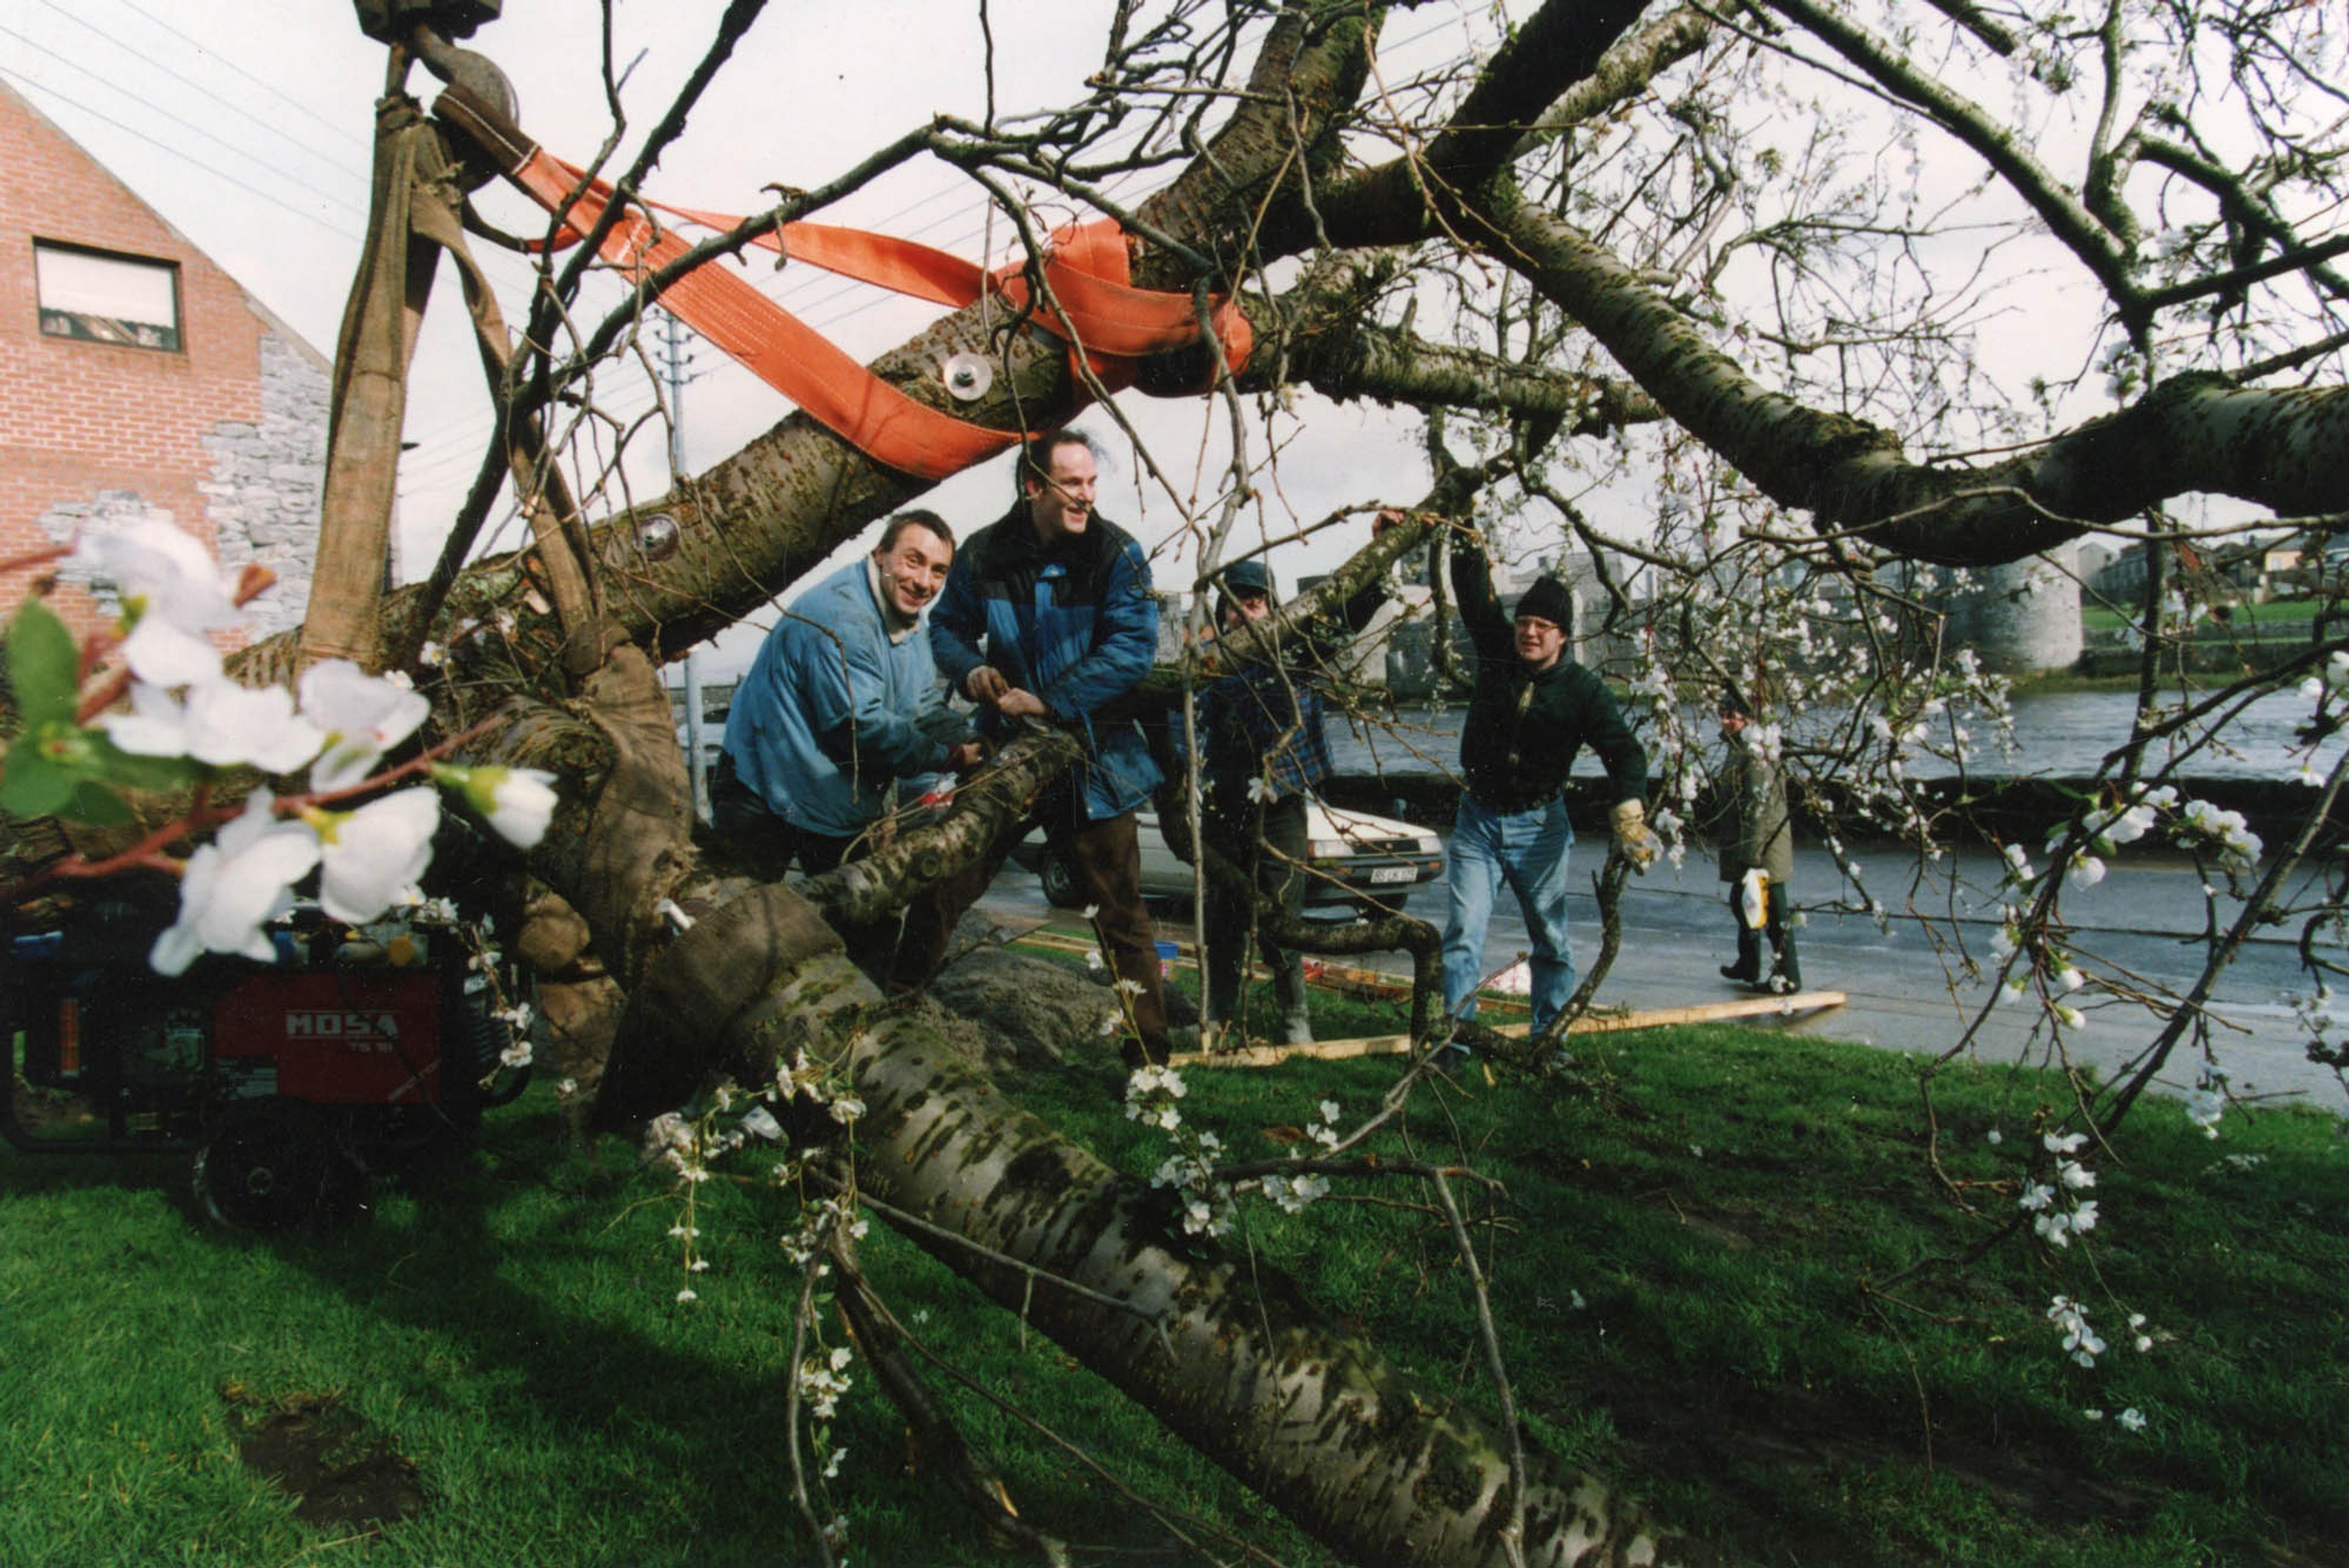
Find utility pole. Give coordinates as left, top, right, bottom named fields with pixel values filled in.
left=661, top=311, right=710, bottom=822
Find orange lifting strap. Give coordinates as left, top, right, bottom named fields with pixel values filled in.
left=505, top=149, right=1252, bottom=481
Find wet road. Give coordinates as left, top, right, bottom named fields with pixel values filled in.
left=1326, top=689, right=2344, bottom=781
left=974, top=838, right=2342, bottom=1115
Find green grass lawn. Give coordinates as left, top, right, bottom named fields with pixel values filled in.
left=2080, top=596, right=2331, bottom=634
left=6, top=970, right=2345, bottom=1567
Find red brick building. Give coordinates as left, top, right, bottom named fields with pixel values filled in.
left=0, top=79, right=327, bottom=645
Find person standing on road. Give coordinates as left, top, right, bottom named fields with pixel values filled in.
left=1715, top=688, right=1800, bottom=991
left=1194, top=519, right=1395, bottom=1045
left=893, top=428, right=1174, bottom=1069
left=712, top=510, right=982, bottom=974
left=1441, top=528, right=1657, bottom=1037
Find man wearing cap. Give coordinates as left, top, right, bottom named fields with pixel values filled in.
left=1195, top=529, right=1392, bottom=1044
left=1441, top=529, right=1658, bottom=1039
left=894, top=428, right=1175, bottom=1069
left=713, top=509, right=982, bottom=973
left=1715, top=688, right=1800, bottom=990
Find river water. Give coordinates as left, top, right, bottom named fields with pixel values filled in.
left=1327, top=687, right=2343, bottom=782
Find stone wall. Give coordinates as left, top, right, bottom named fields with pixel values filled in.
left=202, top=329, right=328, bottom=637
left=1940, top=547, right=2084, bottom=674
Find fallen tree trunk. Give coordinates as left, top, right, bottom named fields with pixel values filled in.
left=444, top=611, right=1712, bottom=1565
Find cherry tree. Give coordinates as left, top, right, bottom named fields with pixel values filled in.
left=5, top=1, right=2345, bottom=1562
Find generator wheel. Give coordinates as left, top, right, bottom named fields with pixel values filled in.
left=193, top=1102, right=352, bottom=1233
left=1039, top=847, right=1084, bottom=910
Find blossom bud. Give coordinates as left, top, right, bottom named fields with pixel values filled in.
left=433, top=763, right=558, bottom=847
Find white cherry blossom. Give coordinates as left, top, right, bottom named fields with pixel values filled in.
left=150, top=789, right=321, bottom=975
left=106, top=678, right=325, bottom=774
left=481, top=768, right=557, bottom=845
left=300, top=660, right=431, bottom=791
left=434, top=764, right=558, bottom=847
left=75, top=519, right=243, bottom=686
left=310, top=788, right=440, bottom=923
left=101, top=681, right=193, bottom=758
left=2046, top=1295, right=2106, bottom=1368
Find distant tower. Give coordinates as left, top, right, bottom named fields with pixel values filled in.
left=1945, top=545, right=2083, bottom=674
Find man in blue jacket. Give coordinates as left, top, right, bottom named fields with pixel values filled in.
left=714, top=509, right=979, bottom=970
left=893, top=428, right=1173, bottom=1068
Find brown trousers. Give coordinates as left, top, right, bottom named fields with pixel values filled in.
left=895, top=784, right=1171, bottom=1065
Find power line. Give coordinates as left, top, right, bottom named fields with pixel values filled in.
left=105, top=0, right=368, bottom=157
left=0, top=21, right=365, bottom=223
left=0, top=66, right=362, bottom=242
left=0, top=24, right=363, bottom=225
left=396, top=375, right=670, bottom=489
left=35, top=0, right=368, bottom=196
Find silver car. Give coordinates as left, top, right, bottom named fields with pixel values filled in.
left=1019, top=800, right=1444, bottom=921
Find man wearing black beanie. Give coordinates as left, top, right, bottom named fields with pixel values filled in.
left=1441, top=529, right=1657, bottom=1040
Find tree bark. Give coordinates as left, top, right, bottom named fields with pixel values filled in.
left=410, top=621, right=1711, bottom=1564
left=1468, top=182, right=2349, bottom=564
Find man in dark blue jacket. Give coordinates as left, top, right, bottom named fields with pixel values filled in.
left=1193, top=521, right=1393, bottom=1045
left=893, top=429, right=1173, bottom=1067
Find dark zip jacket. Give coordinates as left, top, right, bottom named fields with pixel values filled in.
left=1195, top=575, right=1387, bottom=805
left=1451, top=536, right=1647, bottom=812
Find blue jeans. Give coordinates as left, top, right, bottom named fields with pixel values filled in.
left=1442, top=793, right=1576, bottom=1033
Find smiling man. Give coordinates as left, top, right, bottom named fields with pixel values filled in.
left=1441, top=528, right=1658, bottom=1042
left=894, top=428, right=1174, bottom=1072
left=713, top=508, right=980, bottom=972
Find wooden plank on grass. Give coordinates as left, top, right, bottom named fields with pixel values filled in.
left=1570, top=990, right=1846, bottom=1032
left=1010, top=931, right=1530, bottom=1013
left=1014, top=928, right=1201, bottom=968
left=1012, top=929, right=1110, bottom=957
left=1172, top=991, right=1847, bottom=1068
left=1174, top=1034, right=1420, bottom=1068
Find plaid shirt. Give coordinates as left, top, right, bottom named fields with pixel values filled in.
left=1193, top=576, right=1387, bottom=806
left=1198, top=661, right=1337, bottom=804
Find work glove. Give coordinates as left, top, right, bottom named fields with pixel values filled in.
left=1609, top=799, right=1660, bottom=872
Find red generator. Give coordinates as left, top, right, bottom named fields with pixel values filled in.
left=4, top=899, right=528, bottom=1229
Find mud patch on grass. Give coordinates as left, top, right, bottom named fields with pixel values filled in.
left=222, top=1384, right=424, bottom=1530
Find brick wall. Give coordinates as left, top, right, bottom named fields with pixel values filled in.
left=0, top=81, right=326, bottom=647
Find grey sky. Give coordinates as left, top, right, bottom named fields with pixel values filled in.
left=4, top=0, right=1457, bottom=675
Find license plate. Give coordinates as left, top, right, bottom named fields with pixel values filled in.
left=1368, top=866, right=1416, bottom=885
